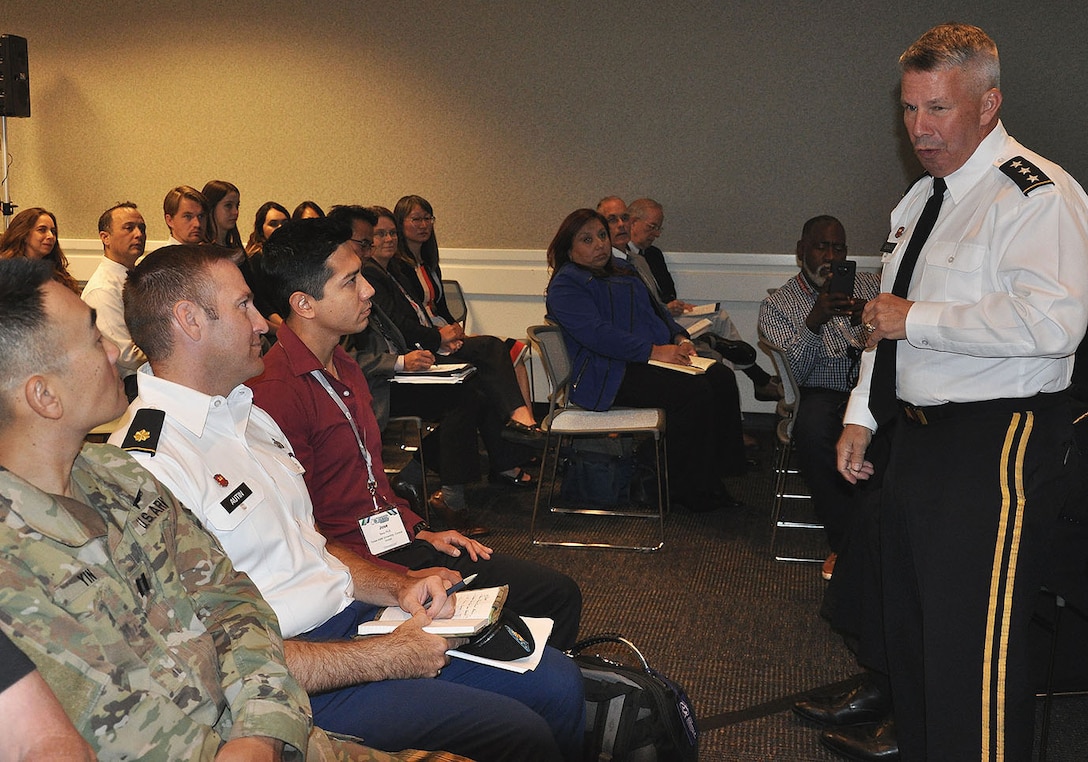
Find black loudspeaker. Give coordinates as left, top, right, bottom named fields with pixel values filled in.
left=0, top=34, right=31, bottom=118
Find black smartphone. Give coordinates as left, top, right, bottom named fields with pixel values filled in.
left=828, top=260, right=856, bottom=295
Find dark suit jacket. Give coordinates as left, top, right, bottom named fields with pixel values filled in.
left=640, top=245, right=679, bottom=304
left=363, top=260, right=445, bottom=353
left=344, top=303, right=405, bottom=430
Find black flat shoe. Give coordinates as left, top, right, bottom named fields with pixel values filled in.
left=489, top=467, right=535, bottom=488
left=501, top=420, right=545, bottom=448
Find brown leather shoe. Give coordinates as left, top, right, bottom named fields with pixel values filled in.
left=427, top=490, right=490, bottom=538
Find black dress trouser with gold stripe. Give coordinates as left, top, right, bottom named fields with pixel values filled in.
left=880, top=392, right=1074, bottom=761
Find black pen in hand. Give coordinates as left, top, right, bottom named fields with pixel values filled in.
left=422, top=573, right=477, bottom=609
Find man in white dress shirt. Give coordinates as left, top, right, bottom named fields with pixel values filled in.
left=836, top=22, right=1088, bottom=761
left=81, top=202, right=148, bottom=390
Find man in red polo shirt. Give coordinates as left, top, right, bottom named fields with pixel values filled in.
left=247, top=217, right=583, bottom=649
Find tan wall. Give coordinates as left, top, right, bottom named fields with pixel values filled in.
left=4, top=1, right=1086, bottom=254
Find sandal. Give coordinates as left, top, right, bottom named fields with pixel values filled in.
left=489, top=467, right=535, bottom=488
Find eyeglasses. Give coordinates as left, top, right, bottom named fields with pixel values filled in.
left=643, top=222, right=663, bottom=233
left=812, top=242, right=848, bottom=254
left=351, top=238, right=374, bottom=251
left=407, top=215, right=435, bottom=225
left=373, top=230, right=398, bottom=240
left=605, top=214, right=630, bottom=225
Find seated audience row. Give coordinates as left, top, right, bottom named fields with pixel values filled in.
left=110, top=232, right=584, bottom=760
left=1, top=258, right=469, bottom=761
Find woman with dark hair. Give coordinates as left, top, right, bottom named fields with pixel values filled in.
left=0, top=207, right=79, bottom=293
left=393, top=194, right=533, bottom=405
left=362, top=205, right=543, bottom=479
left=245, top=201, right=290, bottom=256
left=545, top=208, right=746, bottom=511
left=201, top=180, right=243, bottom=249
left=291, top=200, right=324, bottom=220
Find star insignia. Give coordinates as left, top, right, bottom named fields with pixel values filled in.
left=999, top=156, right=1053, bottom=196
left=133, top=430, right=150, bottom=442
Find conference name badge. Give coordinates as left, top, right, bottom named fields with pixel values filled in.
left=359, top=507, right=411, bottom=555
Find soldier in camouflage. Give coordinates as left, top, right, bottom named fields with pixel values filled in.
left=0, top=259, right=466, bottom=762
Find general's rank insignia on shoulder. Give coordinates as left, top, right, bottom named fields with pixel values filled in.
left=999, top=156, right=1053, bottom=195
left=120, top=408, right=165, bottom=456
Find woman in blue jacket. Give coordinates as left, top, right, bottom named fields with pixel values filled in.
left=545, top=208, right=746, bottom=511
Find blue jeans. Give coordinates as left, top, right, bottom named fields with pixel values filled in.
left=302, top=602, right=585, bottom=761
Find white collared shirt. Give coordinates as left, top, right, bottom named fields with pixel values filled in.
left=81, top=257, right=147, bottom=377
left=846, top=122, right=1088, bottom=430
left=109, top=367, right=354, bottom=638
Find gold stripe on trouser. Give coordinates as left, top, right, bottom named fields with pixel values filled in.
left=981, top=411, right=1033, bottom=762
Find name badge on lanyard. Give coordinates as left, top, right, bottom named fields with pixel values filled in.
left=359, top=506, right=411, bottom=555
left=310, top=368, right=411, bottom=555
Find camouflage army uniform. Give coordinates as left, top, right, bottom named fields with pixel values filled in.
left=0, top=443, right=391, bottom=761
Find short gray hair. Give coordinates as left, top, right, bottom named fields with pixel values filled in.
left=899, top=22, right=1000, bottom=92
left=627, top=198, right=664, bottom=222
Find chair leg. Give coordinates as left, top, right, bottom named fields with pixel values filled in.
left=1038, top=593, right=1066, bottom=762
left=531, top=431, right=665, bottom=552
left=530, top=430, right=562, bottom=546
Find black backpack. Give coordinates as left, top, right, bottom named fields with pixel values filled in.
left=569, top=635, right=699, bottom=761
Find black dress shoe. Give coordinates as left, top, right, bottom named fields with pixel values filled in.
left=427, top=491, right=490, bottom=538
left=500, top=420, right=545, bottom=449
left=753, top=375, right=785, bottom=401
left=794, top=675, right=891, bottom=726
left=821, top=717, right=899, bottom=761
left=390, top=476, right=423, bottom=515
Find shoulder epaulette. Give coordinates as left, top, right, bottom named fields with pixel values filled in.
left=119, top=408, right=165, bottom=456
left=999, top=156, right=1053, bottom=195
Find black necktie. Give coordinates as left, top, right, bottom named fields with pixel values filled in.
left=868, top=176, right=947, bottom=424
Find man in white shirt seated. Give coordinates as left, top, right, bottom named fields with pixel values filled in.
left=81, top=201, right=148, bottom=396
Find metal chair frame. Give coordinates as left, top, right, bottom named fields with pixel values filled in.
left=441, top=277, right=535, bottom=409
left=526, top=324, right=668, bottom=552
left=759, top=339, right=825, bottom=563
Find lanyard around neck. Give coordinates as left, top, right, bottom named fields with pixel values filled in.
left=309, top=369, right=386, bottom=512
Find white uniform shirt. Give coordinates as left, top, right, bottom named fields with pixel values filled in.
left=845, top=122, right=1088, bottom=431
left=109, top=367, right=354, bottom=638
left=81, top=257, right=147, bottom=377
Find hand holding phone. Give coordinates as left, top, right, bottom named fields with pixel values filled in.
left=828, top=260, right=856, bottom=296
